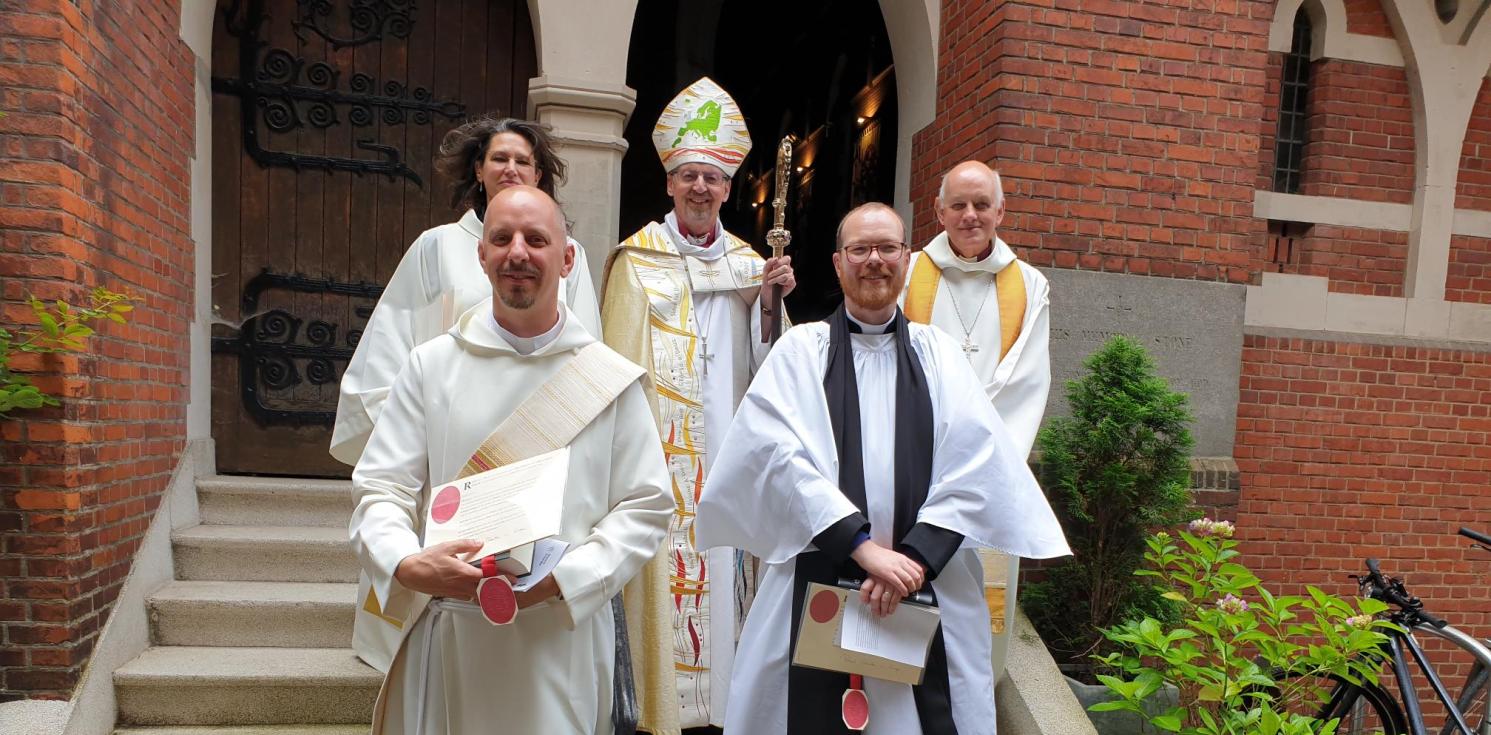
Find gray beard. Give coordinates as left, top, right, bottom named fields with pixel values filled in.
left=498, top=287, right=535, bottom=310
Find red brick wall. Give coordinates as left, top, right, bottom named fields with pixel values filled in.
left=1448, top=235, right=1491, bottom=304
left=1236, top=334, right=1491, bottom=681
left=1344, top=0, right=1394, bottom=37
left=1254, top=52, right=1413, bottom=294
left=1458, top=78, right=1491, bottom=212
left=1256, top=51, right=1285, bottom=193
left=1298, top=60, right=1415, bottom=203
left=909, top=0, right=1270, bottom=284
left=0, top=0, right=194, bottom=700
left=1289, top=225, right=1409, bottom=297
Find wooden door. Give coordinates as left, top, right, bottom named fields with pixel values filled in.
left=210, top=0, right=537, bottom=477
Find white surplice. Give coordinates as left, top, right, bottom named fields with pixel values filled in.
left=901, top=233, right=1050, bottom=458
left=694, top=319, right=1070, bottom=735
left=349, top=301, right=671, bottom=735
left=331, top=208, right=602, bottom=465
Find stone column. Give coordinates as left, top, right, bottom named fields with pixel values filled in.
left=530, top=77, right=636, bottom=283
left=527, top=0, right=642, bottom=284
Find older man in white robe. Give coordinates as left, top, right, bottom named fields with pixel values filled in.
left=350, top=186, right=671, bottom=734
left=696, top=203, right=1069, bottom=734
left=900, top=161, right=1052, bottom=677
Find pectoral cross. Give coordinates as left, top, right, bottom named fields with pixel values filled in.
left=700, top=334, right=714, bottom=376
left=962, top=338, right=980, bottom=357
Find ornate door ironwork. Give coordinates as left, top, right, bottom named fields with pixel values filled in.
left=213, top=0, right=466, bottom=185
left=209, top=0, right=536, bottom=476
left=212, top=271, right=382, bottom=426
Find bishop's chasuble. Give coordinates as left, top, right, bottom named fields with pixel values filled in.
left=602, top=212, right=771, bottom=733
left=350, top=302, right=671, bottom=734
left=899, top=232, right=1052, bottom=679
left=694, top=315, right=1070, bottom=734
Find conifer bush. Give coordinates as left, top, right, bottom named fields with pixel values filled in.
left=1021, top=335, right=1197, bottom=671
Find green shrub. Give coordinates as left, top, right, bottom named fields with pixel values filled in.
left=1, top=288, right=135, bottom=416
left=1021, top=335, right=1197, bottom=669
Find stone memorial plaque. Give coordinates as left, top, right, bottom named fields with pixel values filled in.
left=1041, top=269, right=1245, bottom=458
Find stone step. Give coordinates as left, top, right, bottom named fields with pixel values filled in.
left=196, top=475, right=352, bottom=529
left=114, top=647, right=379, bottom=726
left=172, top=526, right=358, bottom=583
left=148, top=581, right=357, bottom=648
left=116, top=727, right=369, bottom=735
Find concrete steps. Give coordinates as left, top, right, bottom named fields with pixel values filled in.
left=172, top=525, right=358, bottom=584
left=196, top=476, right=351, bottom=529
left=147, top=581, right=356, bottom=648
left=111, top=474, right=375, bottom=729
left=113, top=647, right=379, bottom=726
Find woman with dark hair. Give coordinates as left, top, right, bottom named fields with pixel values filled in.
left=330, top=116, right=600, bottom=466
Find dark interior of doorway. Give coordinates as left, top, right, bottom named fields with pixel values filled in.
left=620, top=0, right=898, bottom=322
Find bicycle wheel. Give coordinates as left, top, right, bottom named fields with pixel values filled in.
left=1266, top=672, right=1409, bottom=735
left=1440, top=660, right=1491, bottom=735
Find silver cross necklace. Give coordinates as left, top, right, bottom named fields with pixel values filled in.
left=946, top=276, right=996, bottom=357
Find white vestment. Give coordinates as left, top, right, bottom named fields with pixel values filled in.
left=901, top=233, right=1052, bottom=678
left=350, top=301, right=671, bottom=735
left=331, top=208, right=602, bottom=465
left=695, top=319, right=1070, bottom=735
left=901, top=234, right=1050, bottom=459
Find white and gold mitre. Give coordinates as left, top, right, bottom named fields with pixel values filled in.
left=652, top=76, right=751, bottom=177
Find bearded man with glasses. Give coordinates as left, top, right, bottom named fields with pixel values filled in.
left=694, top=202, right=1069, bottom=734
left=600, top=77, right=795, bottom=735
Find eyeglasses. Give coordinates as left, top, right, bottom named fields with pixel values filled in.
left=672, top=169, right=728, bottom=187
left=840, top=242, right=907, bottom=264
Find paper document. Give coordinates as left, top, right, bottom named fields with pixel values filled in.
left=423, top=447, right=570, bottom=562
left=511, top=538, right=569, bottom=592
left=840, top=594, right=942, bottom=667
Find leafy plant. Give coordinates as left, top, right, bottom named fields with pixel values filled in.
left=1092, top=521, right=1394, bottom=735
left=1022, top=335, right=1197, bottom=668
left=0, top=287, right=135, bottom=416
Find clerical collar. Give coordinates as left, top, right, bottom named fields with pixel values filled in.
left=486, top=307, right=565, bottom=355
left=925, top=232, right=1016, bottom=274
left=954, top=242, right=996, bottom=263
left=846, top=310, right=896, bottom=335
left=664, top=212, right=725, bottom=260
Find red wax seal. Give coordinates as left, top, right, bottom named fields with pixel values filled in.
left=841, top=688, right=869, bottom=730
left=810, top=589, right=840, bottom=624
left=477, top=576, right=517, bottom=625
left=431, top=485, right=460, bottom=524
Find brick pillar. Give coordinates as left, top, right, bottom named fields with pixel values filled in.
left=0, top=0, right=195, bottom=700
left=908, top=0, right=1270, bottom=286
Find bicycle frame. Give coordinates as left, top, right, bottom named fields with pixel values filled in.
left=1389, top=622, right=1491, bottom=735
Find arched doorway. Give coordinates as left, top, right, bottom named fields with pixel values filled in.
left=619, top=0, right=899, bottom=321
left=208, top=0, right=537, bottom=477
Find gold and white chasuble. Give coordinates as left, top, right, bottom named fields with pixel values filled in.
left=900, top=232, right=1052, bottom=680
left=602, top=214, right=771, bottom=733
